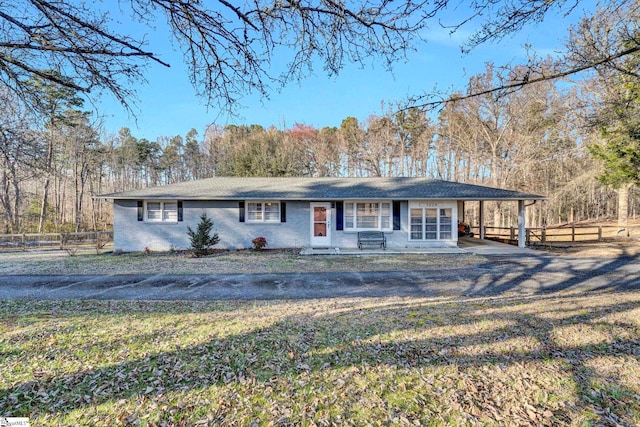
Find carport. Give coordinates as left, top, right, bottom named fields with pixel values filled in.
left=457, top=197, right=545, bottom=249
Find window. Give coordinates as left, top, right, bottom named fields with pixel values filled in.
left=439, top=208, right=452, bottom=240
left=145, top=201, right=177, bottom=222
left=410, top=208, right=423, bottom=240
left=426, top=209, right=438, bottom=239
left=409, top=204, right=454, bottom=240
left=344, top=201, right=392, bottom=230
left=247, top=201, right=280, bottom=223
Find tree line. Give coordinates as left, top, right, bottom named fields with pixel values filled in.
left=1, top=1, right=639, bottom=234
left=1, top=58, right=637, bottom=234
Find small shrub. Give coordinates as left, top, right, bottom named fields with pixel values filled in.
left=252, top=236, right=267, bottom=251
left=187, top=213, right=220, bottom=257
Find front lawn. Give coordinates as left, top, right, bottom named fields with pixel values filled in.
left=0, top=250, right=482, bottom=275
left=1, top=291, right=639, bottom=425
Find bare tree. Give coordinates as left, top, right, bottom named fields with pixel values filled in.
left=1, top=0, right=440, bottom=113
left=25, top=75, right=84, bottom=233
left=362, top=115, right=395, bottom=177
left=435, top=62, right=578, bottom=226
left=56, top=111, right=101, bottom=232
left=6, top=1, right=624, bottom=115
left=413, top=1, right=637, bottom=109
left=566, top=1, right=640, bottom=232
left=183, top=129, right=206, bottom=180
left=339, top=117, right=366, bottom=177
left=0, top=91, right=39, bottom=233
left=315, top=127, right=343, bottom=177
left=393, top=107, right=433, bottom=177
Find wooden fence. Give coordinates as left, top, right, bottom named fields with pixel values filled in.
left=0, top=231, right=113, bottom=252
left=471, top=224, right=638, bottom=246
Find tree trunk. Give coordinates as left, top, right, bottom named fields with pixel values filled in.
left=617, top=184, right=631, bottom=237
left=0, top=171, right=14, bottom=233
left=38, top=137, right=54, bottom=233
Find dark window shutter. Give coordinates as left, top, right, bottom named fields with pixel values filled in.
left=336, top=201, right=344, bottom=230
left=393, top=201, right=401, bottom=230
left=137, top=201, right=144, bottom=221
left=177, top=201, right=183, bottom=222
left=239, top=201, right=245, bottom=222
left=280, top=202, right=286, bottom=223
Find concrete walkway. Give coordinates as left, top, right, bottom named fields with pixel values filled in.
left=300, top=238, right=540, bottom=256
left=299, top=247, right=466, bottom=255
left=457, top=237, right=542, bottom=256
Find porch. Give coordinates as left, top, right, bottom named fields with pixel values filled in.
left=300, top=237, right=541, bottom=256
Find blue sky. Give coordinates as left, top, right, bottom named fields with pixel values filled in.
left=94, top=2, right=596, bottom=141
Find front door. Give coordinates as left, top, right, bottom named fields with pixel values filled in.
left=310, top=203, right=331, bottom=247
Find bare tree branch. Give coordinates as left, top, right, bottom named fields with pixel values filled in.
left=413, top=44, right=640, bottom=110
left=411, top=1, right=640, bottom=111
left=0, top=0, right=629, bottom=116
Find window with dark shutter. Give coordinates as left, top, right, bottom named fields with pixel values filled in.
left=137, top=201, right=143, bottom=221
left=393, top=201, right=401, bottom=230
left=280, top=202, right=286, bottom=223
left=336, top=201, right=344, bottom=230
left=177, top=201, right=183, bottom=222
left=246, top=201, right=281, bottom=222
left=342, top=201, right=392, bottom=230
left=238, top=201, right=245, bottom=222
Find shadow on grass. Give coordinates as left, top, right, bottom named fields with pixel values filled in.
left=1, top=290, right=639, bottom=425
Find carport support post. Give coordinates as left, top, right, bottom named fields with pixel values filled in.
left=479, top=201, right=485, bottom=240
left=518, top=200, right=526, bottom=248
left=458, top=201, right=465, bottom=223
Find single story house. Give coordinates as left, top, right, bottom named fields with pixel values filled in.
left=98, top=177, right=545, bottom=252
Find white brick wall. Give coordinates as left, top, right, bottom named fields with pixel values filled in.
left=113, top=199, right=458, bottom=252
left=113, top=200, right=310, bottom=252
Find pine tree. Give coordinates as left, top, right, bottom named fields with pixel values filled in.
left=586, top=36, right=640, bottom=232
left=187, top=213, right=220, bottom=257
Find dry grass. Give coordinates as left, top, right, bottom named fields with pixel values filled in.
left=539, top=239, right=640, bottom=258
left=1, top=240, right=639, bottom=425
left=1, top=291, right=639, bottom=426
left=0, top=249, right=482, bottom=275
left=1, top=236, right=638, bottom=276
left=1, top=238, right=639, bottom=276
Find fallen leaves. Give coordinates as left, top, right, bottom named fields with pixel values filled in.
left=0, top=250, right=482, bottom=275
left=0, top=292, right=639, bottom=425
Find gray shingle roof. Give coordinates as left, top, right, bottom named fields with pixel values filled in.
left=98, top=177, right=545, bottom=201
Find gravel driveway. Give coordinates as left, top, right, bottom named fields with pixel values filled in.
left=1, top=253, right=638, bottom=300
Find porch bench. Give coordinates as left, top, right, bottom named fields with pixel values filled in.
left=357, top=231, right=386, bottom=250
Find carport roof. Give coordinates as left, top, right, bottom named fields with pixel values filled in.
left=98, top=177, right=545, bottom=201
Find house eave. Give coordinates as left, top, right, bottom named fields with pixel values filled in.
left=95, top=177, right=546, bottom=201
left=98, top=195, right=547, bottom=201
